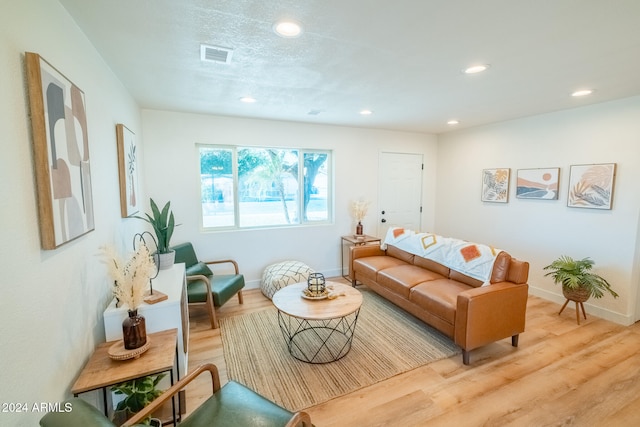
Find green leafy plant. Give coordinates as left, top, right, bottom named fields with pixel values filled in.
left=112, top=373, right=166, bottom=424
left=543, top=255, right=619, bottom=299
left=135, top=199, right=177, bottom=254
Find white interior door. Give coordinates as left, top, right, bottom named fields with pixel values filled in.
left=377, top=152, right=423, bottom=238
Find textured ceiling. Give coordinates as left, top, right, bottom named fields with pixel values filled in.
left=59, top=0, right=640, bottom=134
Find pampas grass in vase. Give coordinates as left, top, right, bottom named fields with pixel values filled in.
left=101, top=242, right=156, bottom=349
left=350, top=199, right=370, bottom=235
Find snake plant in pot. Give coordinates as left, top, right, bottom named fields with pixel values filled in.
left=135, top=198, right=178, bottom=270
left=543, top=255, right=618, bottom=302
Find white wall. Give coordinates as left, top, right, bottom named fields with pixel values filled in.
left=141, top=110, right=438, bottom=285
left=0, top=1, right=143, bottom=425
left=436, top=96, right=640, bottom=325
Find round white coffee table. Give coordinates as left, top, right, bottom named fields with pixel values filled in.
left=272, top=282, right=363, bottom=363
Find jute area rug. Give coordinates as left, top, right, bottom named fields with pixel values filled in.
left=220, top=287, right=460, bottom=412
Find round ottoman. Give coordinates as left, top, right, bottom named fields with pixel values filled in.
left=261, top=260, right=315, bottom=300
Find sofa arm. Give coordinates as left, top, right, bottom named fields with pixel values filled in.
left=350, top=244, right=385, bottom=259
left=349, top=245, right=385, bottom=280
left=454, top=282, right=528, bottom=356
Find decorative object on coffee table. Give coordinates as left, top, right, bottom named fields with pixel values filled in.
left=101, top=242, right=156, bottom=349
left=544, top=255, right=619, bottom=324
left=306, top=273, right=326, bottom=295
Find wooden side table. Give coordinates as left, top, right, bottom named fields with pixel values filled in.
left=341, top=234, right=381, bottom=282
left=71, top=328, right=179, bottom=423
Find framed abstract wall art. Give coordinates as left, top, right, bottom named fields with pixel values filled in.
left=25, top=52, right=95, bottom=249
left=116, top=124, right=139, bottom=217
left=516, top=167, right=560, bottom=200
left=481, top=168, right=510, bottom=203
left=567, top=163, right=616, bottom=209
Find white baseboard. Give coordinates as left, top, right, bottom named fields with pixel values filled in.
left=528, top=286, right=633, bottom=326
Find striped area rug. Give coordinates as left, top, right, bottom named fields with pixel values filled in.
left=220, top=287, right=460, bottom=412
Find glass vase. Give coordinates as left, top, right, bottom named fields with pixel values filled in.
left=122, top=309, right=147, bottom=350
left=356, top=221, right=363, bottom=235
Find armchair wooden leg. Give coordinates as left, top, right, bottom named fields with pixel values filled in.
left=206, top=295, right=218, bottom=329
left=512, top=334, right=519, bottom=347
left=462, top=349, right=470, bottom=365
left=237, top=290, right=244, bottom=304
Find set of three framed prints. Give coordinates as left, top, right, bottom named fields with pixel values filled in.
left=481, top=164, right=617, bottom=210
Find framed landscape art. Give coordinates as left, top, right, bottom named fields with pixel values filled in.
left=567, top=163, right=616, bottom=209
left=116, top=124, right=139, bottom=217
left=481, top=168, right=510, bottom=203
left=25, top=52, right=95, bottom=249
left=516, top=168, right=560, bottom=200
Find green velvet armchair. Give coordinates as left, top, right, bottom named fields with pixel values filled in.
left=40, top=363, right=312, bottom=427
left=172, top=242, right=245, bottom=329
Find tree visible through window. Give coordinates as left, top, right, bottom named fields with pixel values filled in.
left=199, top=145, right=331, bottom=229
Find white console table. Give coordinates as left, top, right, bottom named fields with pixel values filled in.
left=103, top=263, right=189, bottom=379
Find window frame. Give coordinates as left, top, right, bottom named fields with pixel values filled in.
left=198, top=143, right=333, bottom=231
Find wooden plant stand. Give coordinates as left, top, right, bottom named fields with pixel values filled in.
left=559, top=299, right=587, bottom=325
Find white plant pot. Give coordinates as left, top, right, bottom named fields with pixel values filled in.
left=156, top=250, right=175, bottom=270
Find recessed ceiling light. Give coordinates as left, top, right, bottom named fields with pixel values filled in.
left=447, top=120, right=460, bottom=125
left=464, top=64, right=490, bottom=74
left=273, top=20, right=303, bottom=38
left=360, top=109, right=373, bottom=116
left=571, top=89, right=594, bottom=97
left=239, top=96, right=257, bottom=103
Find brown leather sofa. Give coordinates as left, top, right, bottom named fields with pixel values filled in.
left=349, top=243, right=529, bottom=364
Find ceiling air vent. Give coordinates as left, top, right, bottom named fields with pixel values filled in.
left=200, top=44, right=233, bottom=64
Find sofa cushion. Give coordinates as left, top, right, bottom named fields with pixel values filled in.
left=186, top=261, right=214, bottom=277
left=378, top=265, right=447, bottom=299
left=387, top=245, right=415, bottom=264
left=449, top=270, right=483, bottom=288
left=410, top=279, right=473, bottom=325
left=353, top=256, right=408, bottom=281
left=413, top=256, right=450, bottom=277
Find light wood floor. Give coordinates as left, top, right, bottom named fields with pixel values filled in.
left=184, top=278, right=640, bottom=426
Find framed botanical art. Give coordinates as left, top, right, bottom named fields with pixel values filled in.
left=481, top=168, right=510, bottom=203
left=516, top=168, right=560, bottom=200
left=116, top=124, right=139, bottom=217
left=25, top=52, right=95, bottom=249
left=567, top=163, right=616, bottom=209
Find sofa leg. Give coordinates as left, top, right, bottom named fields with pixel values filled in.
left=512, top=334, right=519, bottom=347
left=462, top=350, right=470, bottom=365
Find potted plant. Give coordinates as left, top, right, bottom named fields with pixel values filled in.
left=136, top=198, right=178, bottom=270
left=543, top=255, right=619, bottom=302
left=111, top=373, right=166, bottom=426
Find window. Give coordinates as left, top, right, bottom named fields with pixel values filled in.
left=199, top=145, right=332, bottom=229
